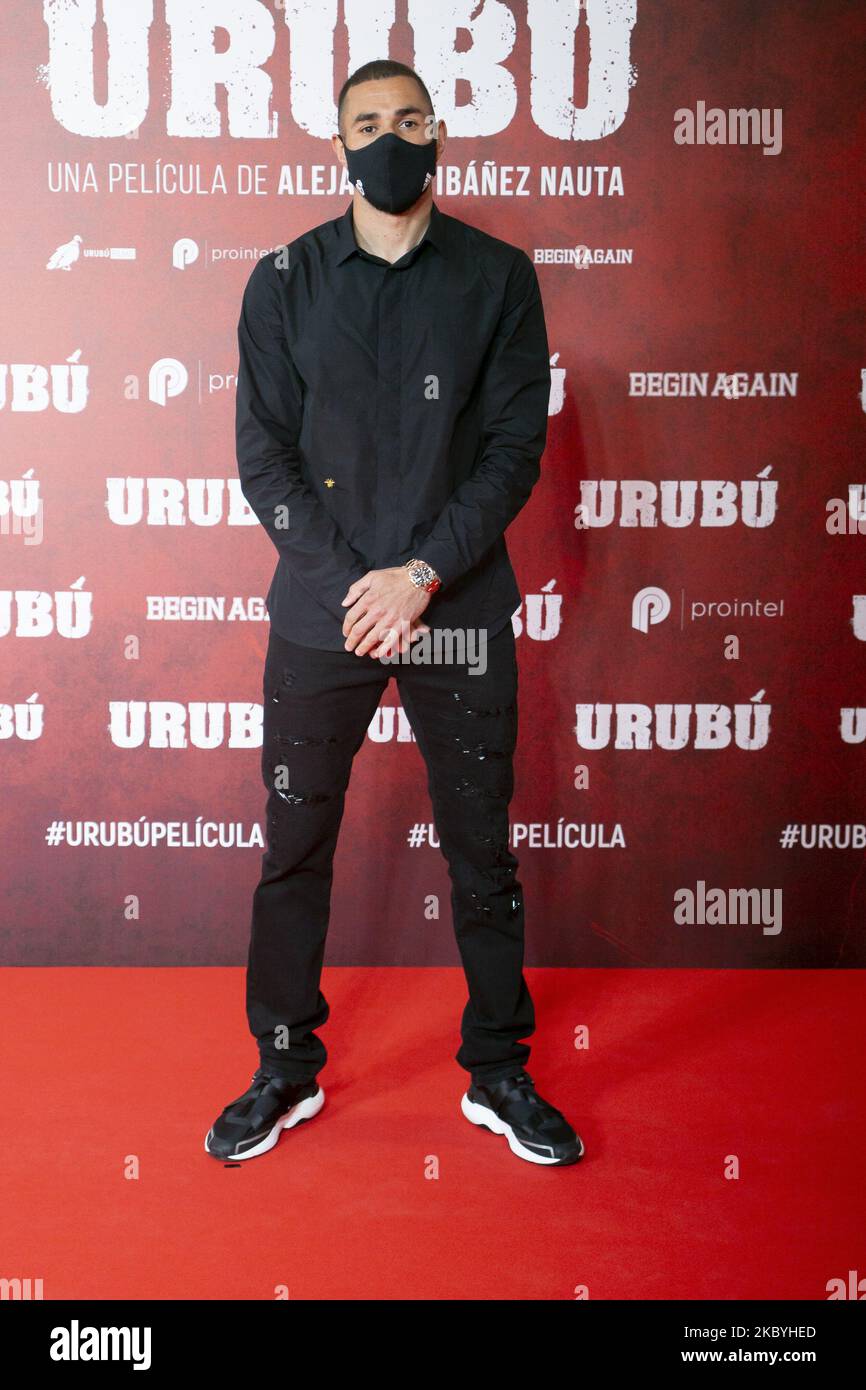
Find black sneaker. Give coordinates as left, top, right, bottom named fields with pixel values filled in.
left=461, top=1070, right=584, bottom=1166
left=204, top=1068, right=325, bottom=1161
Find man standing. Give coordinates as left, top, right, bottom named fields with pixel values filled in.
left=205, top=59, right=583, bottom=1167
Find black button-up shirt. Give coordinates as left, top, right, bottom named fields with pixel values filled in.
left=235, top=199, right=551, bottom=650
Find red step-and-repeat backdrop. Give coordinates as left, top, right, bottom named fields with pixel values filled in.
left=1, top=0, right=862, bottom=968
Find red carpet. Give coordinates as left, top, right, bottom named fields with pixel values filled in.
left=0, top=967, right=862, bottom=1300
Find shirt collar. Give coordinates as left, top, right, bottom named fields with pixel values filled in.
left=329, top=199, right=446, bottom=266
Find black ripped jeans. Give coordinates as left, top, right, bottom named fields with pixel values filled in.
left=245, top=620, right=535, bottom=1087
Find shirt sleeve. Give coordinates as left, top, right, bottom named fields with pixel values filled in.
left=235, top=254, right=368, bottom=619
left=414, top=249, right=551, bottom=589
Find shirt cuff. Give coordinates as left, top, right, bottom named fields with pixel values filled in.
left=413, top=543, right=460, bottom=591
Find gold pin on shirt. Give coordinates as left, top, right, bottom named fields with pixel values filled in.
left=324, top=478, right=335, bottom=487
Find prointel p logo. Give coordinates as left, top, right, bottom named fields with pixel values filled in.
left=632, top=586, right=671, bottom=633
left=172, top=237, right=199, bottom=269
left=49, top=1319, right=152, bottom=1370
left=149, top=357, right=188, bottom=406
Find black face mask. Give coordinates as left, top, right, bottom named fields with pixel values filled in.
left=341, top=131, right=437, bottom=214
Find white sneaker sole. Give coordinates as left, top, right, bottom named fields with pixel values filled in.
left=461, top=1091, right=584, bottom=1165
left=205, top=1086, right=325, bottom=1161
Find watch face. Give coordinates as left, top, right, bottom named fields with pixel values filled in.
left=406, top=560, right=438, bottom=591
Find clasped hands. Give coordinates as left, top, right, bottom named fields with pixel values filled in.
left=341, top=566, right=432, bottom=659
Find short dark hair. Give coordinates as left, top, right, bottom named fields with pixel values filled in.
left=337, top=60, right=434, bottom=138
